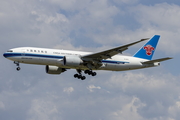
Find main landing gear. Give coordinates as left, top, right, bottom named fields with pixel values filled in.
left=74, top=69, right=97, bottom=80
left=84, top=70, right=97, bottom=76
left=74, top=74, right=86, bottom=80
left=14, top=61, right=20, bottom=71
left=74, top=69, right=86, bottom=80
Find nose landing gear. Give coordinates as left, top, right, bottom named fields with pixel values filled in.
left=14, top=61, right=21, bottom=71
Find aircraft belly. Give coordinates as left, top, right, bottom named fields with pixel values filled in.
left=20, top=57, right=57, bottom=65
left=98, top=63, right=122, bottom=71
left=105, top=63, right=119, bottom=71
left=99, top=62, right=143, bottom=71
left=7, top=56, right=21, bottom=62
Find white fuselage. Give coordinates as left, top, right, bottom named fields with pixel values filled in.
left=3, top=47, right=158, bottom=71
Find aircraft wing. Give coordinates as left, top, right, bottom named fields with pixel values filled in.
left=142, top=57, right=173, bottom=64
left=82, top=38, right=149, bottom=60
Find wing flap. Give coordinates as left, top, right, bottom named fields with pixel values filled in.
left=142, top=57, right=173, bottom=64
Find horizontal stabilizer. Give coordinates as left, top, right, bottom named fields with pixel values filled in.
left=142, top=57, right=173, bottom=64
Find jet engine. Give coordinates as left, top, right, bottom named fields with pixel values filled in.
left=46, top=65, right=65, bottom=74
left=63, top=56, right=83, bottom=67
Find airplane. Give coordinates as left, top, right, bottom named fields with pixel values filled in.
left=3, top=35, right=172, bottom=80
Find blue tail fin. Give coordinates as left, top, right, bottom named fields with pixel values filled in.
left=133, top=35, right=160, bottom=60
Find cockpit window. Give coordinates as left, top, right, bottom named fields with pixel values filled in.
left=7, top=50, right=13, bottom=52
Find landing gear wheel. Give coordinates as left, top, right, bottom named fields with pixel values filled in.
left=88, top=71, right=92, bottom=75
left=84, top=70, right=89, bottom=74
left=74, top=74, right=78, bottom=78
left=84, top=70, right=97, bottom=76
left=14, top=61, right=20, bottom=71
left=74, top=69, right=87, bottom=80
left=74, top=73, right=86, bottom=80
left=16, top=67, right=20, bottom=71
left=77, top=74, right=82, bottom=79
left=92, top=72, right=96, bottom=76
left=81, top=76, right=86, bottom=80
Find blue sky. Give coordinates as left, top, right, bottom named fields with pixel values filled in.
left=0, top=0, right=180, bottom=120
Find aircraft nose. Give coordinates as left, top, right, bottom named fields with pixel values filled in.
left=3, top=53, right=7, bottom=58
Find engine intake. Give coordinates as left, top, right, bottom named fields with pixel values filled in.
left=46, top=65, right=65, bottom=74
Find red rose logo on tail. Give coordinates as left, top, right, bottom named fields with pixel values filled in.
left=144, top=45, right=155, bottom=56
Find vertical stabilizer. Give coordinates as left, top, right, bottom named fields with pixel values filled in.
left=133, top=35, right=160, bottom=60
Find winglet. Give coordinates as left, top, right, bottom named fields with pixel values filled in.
left=133, top=35, right=160, bottom=60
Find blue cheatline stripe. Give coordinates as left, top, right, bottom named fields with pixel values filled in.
left=102, top=60, right=129, bottom=64
left=3, top=53, right=64, bottom=59
left=4, top=53, right=129, bottom=64
left=25, top=53, right=64, bottom=59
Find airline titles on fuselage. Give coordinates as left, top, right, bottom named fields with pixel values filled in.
left=24, top=48, right=80, bottom=57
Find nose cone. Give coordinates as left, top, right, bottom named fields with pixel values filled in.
left=3, top=53, right=7, bottom=58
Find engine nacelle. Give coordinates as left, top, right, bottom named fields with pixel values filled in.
left=63, top=56, right=83, bottom=67
left=46, top=65, right=64, bottom=74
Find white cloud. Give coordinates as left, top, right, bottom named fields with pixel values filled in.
left=87, top=85, right=101, bottom=92
left=107, top=72, right=173, bottom=91
left=27, top=99, right=60, bottom=120
left=63, top=87, right=74, bottom=94
left=102, top=70, right=180, bottom=119
left=0, top=0, right=179, bottom=120
left=131, top=3, right=180, bottom=54
left=166, top=96, right=180, bottom=119
left=1, top=0, right=179, bottom=56
left=31, top=11, right=69, bottom=24
left=49, top=0, right=91, bottom=11
left=110, top=97, right=145, bottom=120
left=133, top=3, right=180, bottom=29
left=0, top=101, right=5, bottom=110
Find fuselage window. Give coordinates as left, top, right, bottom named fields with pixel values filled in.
left=45, top=51, right=47, bottom=53
left=27, top=49, right=29, bottom=52
left=34, top=50, right=36, bottom=52
left=30, top=50, right=33, bottom=52
left=38, top=50, right=40, bottom=53
left=41, top=51, right=44, bottom=53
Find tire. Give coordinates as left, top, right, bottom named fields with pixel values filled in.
left=92, top=72, right=96, bottom=76
left=81, top=76, right=86, bottom=80
left=16, top=67, right=20, bottom=71
left=74, top=74, right=78, bottom=78
left=77, top=75, right=82, bottom=79
left=84, top=70, right=88, bottom=74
